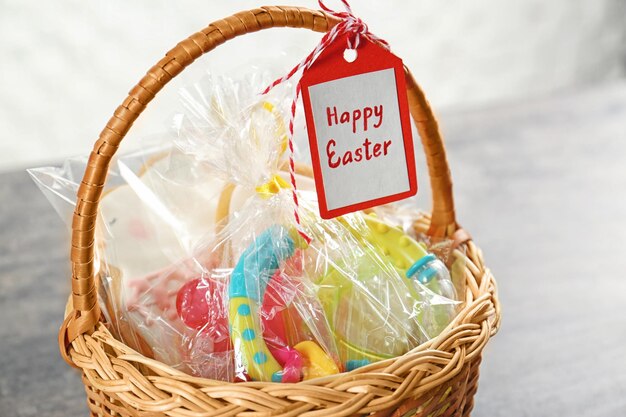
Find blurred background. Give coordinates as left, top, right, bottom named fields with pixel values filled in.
left=2, top=2, right=626, bottom=417
left=0, top=0, right=624, bottom=172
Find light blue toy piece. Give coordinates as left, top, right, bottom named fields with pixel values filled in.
left=406, top=254, right=438, bottom=284
left=228, top=225, right=295, bottom=302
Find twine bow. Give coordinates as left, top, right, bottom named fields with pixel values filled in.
left=317, top=0, right=390, bottom=51
left=261, top=0, right=389, bottom=243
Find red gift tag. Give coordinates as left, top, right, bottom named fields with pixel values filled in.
left=301, top=33, right=417, bottom=219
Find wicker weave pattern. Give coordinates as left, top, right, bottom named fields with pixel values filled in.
left=59, top=6, right=500, bottom=417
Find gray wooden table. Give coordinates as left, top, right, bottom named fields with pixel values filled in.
left=1, top=80, right=625, bottom=416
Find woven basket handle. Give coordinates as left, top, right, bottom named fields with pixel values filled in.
left=63, top=6, right=457, bottom=345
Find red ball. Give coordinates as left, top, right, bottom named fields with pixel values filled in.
left=176, top=278, right=211, bottom=330
left=176, top=278, right=230, bottom=353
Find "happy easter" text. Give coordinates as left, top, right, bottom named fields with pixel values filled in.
left=325, top=105, right=392, bottom=169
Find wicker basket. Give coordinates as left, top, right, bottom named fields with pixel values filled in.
left=59, top=6, right=500, bottom=417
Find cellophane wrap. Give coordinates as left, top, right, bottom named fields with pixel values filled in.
left=29, top=73, right=461, bottom=382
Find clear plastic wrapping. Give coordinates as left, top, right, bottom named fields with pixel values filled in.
left=29, top=72, right=462, bottom=382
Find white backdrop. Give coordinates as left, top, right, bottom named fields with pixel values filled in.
left=1, top=0, right=624, bottom=171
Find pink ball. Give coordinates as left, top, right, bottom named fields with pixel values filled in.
left=176, top=278, right=230, bottom=352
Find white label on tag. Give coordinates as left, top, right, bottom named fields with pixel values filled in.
left=307, top=68, right=411, bottom=211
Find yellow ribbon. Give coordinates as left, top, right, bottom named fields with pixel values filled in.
left=255, top=174, right=290, bottom=199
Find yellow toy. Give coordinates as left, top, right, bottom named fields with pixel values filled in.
left=316, top=213, right=456, bottom=370
left=293, top=341, right=340, bottom=380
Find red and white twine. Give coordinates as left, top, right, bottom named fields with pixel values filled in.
left=262, top=0, right=389, bottom=243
